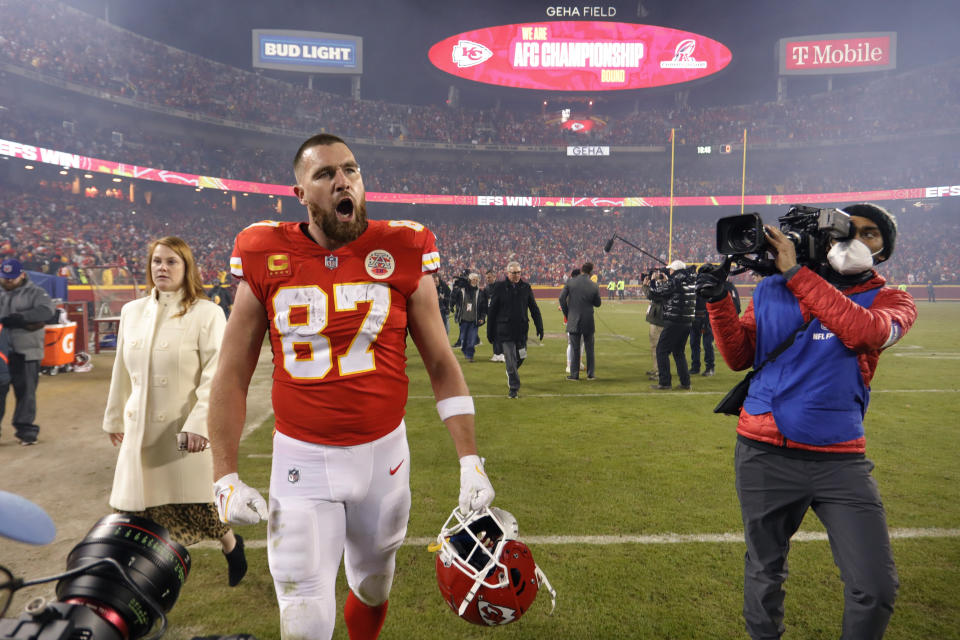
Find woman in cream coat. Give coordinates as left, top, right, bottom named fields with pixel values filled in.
left=102, top=236, right=246, bottom=586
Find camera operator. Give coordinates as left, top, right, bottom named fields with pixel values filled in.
left=698, top=204, right=917, bottom=640
left=641, top=268, right=667, bottom=380
left=648, top=260, right=696, bottom=390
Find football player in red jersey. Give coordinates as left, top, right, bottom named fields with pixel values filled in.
left=207, top=134, right=495, bottom=640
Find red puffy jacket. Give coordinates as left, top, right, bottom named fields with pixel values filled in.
left=708, top=267, right=917, bottom=454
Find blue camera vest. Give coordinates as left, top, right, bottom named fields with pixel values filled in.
left=743, top=274, right=880, bottom=446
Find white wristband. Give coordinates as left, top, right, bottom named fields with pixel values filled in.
left=437, top=395, right=475, bottom=421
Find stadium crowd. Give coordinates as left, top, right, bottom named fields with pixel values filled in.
left=1, top=0, right=959, bottom=150
left=1, top=182, right=956, bottom=291
left=2, top=98, right=958, bottom=200
left=1, top=0, right=958, bottom=292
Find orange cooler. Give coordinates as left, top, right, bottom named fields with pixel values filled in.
left=42, top=322, right=77, bottom=367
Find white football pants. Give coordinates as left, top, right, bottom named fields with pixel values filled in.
left=268, top=423, right=411, bottom=640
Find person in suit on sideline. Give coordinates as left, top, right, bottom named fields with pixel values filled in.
left=559, top=262, right=602, bottom=380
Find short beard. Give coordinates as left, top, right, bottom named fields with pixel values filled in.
left=309, top=199, right=368, bottom=245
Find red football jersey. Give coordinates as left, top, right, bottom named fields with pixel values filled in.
left=230, top=219, right=441, bottom=445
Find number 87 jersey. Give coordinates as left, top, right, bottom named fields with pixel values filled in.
left=230, top=219, right=441, bottom=447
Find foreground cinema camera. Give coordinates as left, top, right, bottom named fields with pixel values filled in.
left=0, top=514, right=190, bottom=640
left=715, top=205, right=853, bottom=275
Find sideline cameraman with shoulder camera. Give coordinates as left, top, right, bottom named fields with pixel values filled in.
left=699, top=204, right=916, bottom=639
left=648, top=260, right=696, bottom=390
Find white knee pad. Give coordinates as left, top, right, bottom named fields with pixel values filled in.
left=268, top=503, right=321, bottom=582
left=344, top=486, right=409, bottom=605
left=354, top=574, right=393, bottom=607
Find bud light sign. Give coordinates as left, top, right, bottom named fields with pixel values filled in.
left=253, top=29, right=363, bottom=74
left=428, top=22, right=731, bottom=91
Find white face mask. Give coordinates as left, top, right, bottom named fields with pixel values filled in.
left=827, top=238, right=878, bottom=275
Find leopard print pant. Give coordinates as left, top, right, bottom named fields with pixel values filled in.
left=117, top=502, right=229, bottom=546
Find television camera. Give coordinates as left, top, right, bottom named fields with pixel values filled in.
left=714, top=205, right=853, bottom=276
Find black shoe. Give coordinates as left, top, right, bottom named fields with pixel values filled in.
left=225, top=534, right=247, bottom=587
left=702, top=369, right=715, bottom=377
left=508, top=389, right=519, bottom=399
left=678, top=384, right=692, bottom=390
left=566, top=375, right=579, bottom=381
left=650, top=384, right=672, bottom=390
left=587, top=375, right=596, bottom=380
left=14, top=425, right=39, bottom=445
left=690, top=368, right=700, bottom=375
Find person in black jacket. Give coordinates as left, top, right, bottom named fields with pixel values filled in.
left=649, top=260, right=696, bottom=390
left=486, top=261, right=543, bottom=398
left=483, top=269, right=504, bottom=362
left=454, top=273, right=485, bottom=362
left=209, top=280, right=233, bottom=319
left=449, top=269, right=469, bottom=347
left=689, top=283, right=715, bottom=377
left=433, top=272, right=452, bottom=334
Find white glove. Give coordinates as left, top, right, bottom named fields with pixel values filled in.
left=459, top=455, right=495, bottom=513
left=214, top=472, right=267, bottom=525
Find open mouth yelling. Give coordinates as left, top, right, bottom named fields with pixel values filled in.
left=336, top=198, right=355, bottom=221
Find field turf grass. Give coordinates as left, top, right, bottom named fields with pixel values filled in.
left=166, top=299, right=959, bottom=640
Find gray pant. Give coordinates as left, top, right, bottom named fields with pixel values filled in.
left=501, top=340, right=525, bottom=392
left=2, top=354, right=40, bottom=442
left=567, top=331, right=594, bottom=379
left=735, top=440, right=898, bottom=640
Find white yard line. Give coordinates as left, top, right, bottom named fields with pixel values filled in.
left=405, top=388, right=960, bottom=400
left=193, top=527, right=960, bottom=550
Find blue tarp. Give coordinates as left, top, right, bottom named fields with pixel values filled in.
left=26, top=271, right=69, bottom=301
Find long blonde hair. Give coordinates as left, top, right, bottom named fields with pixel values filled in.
left=145, top=236, right=208, bottom=317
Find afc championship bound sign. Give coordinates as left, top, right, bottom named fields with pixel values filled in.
left=428, top=22, right=731, bottom=91
left=779, top=32, right=896, bottom=75
left=252, top=29, right=362, bottom=74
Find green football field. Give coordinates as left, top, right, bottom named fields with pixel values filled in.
left=167, top=300, right=960, bottom=640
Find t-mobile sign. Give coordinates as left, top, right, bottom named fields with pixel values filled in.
left=779, top=32, right=896, bottom=75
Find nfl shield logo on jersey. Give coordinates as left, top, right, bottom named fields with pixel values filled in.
left=324, top=255, right=338, bottom=270
left=288, top=467, right=300, bottom=484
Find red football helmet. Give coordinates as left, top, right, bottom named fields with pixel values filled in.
left=432, top=505, right=556, bottom=626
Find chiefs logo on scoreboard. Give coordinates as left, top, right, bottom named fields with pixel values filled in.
left=452, top=40, right=493, bottom=68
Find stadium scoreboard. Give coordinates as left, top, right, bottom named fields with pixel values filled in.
left=429, top=21, right=731, bottom=91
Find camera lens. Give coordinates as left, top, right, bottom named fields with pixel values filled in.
left=56, top=514, right=191, bottom=640
left=716, top=213, right=765, bottom=255
left=727, top=226, right=759, bottom=253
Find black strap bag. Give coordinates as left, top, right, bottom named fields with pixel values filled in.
left=714, top=320, right=811, bottom=416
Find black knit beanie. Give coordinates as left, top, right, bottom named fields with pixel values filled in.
left=840, top=203, right=897, bottom=263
